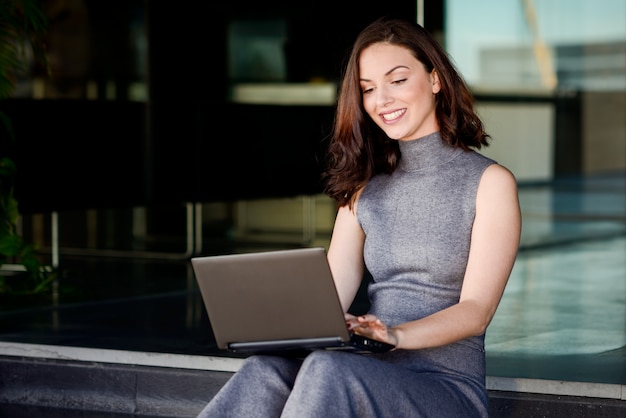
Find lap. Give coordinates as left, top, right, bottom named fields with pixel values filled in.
left=285, top=350, right=486, bottom=418
left=205, top=351, right=486, bottom=418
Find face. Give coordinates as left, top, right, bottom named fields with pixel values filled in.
left=359, top=42, right=441, bottom=141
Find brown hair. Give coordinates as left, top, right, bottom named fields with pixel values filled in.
left=322, top=17, right=489, bottom=207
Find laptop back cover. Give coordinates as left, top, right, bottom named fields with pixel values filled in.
left=191, top=247, right=351, bottom=351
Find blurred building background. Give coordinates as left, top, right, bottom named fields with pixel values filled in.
left=2, top=0, right=625, bottom=306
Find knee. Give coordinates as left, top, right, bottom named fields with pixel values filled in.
left=243, top=354, right=289, bottom=372
left=240, top=354, right=301, bottom=381
left=300, top=350, right=353, bottom=379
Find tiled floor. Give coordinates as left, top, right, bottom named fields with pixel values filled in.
left=486, top=235, right=626, bottom=384
left=1, top=172, right=625, bottom=392
left=485, top=173, right=626, bottom=385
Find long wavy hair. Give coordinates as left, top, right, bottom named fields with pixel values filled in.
left=322, top=17, right=489, bottom=207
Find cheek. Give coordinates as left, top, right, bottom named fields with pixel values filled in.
left=362, top=96, right=377, bottom=118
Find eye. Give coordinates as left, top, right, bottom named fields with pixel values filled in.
left=392, top=78, right=407, bottom=85
left=361, top=87, right=374, bottom=95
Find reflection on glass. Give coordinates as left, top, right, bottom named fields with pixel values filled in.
left=446, top=0, right=626, bottom=92
left=228, top=19, right=287, bottom=83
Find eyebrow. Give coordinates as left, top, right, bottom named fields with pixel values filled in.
left=360, top=65, right=411, bottom=82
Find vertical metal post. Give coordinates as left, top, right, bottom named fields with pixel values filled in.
left=194, top=202, right=203, bottom=255
left=417, top=0, right=425, bottom=26
left=51, top=211, right=59, bottom=269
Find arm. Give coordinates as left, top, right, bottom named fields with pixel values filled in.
left=327, top=203, right=366, bottom=313
left=350, top=164, right=522, bottom=349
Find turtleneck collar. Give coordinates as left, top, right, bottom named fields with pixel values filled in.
left=397, top=131, right=463, bottom=172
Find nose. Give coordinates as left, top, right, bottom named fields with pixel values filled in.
left=376, top=86, right=393, bottom=107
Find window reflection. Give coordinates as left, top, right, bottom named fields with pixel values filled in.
left=446, top=0, right=626, bottom=92
left=228, top=19, right=287, bottom=83
left=446, top=0, right=626, bottom=179
left=13, top=0, right=147, bottom=101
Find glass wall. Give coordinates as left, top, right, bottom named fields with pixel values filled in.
left=6, top=1, right=624, bottom=252
left=445, top=0, right=626, bottom=179
left=444, top=1, right=626, bottom=370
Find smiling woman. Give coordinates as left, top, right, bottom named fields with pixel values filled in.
left=196, top=16, right=521, bottom=418
left=358, top=43, right=441, bottom=141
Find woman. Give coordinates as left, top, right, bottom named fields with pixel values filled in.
left=197, top=16, right=521, bottom=418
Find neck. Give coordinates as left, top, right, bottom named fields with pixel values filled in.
left=397, top=132, right=462, bottom=172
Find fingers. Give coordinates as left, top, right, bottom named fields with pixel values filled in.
left=346, top=314, right=388, bottom=335
left=357, top=314, right=383, bottom=327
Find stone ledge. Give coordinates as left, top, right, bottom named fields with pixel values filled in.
left=0, top=356, right=230, bottom=417
left=1, top=344, right=626, bottom=417
left=489, top=391, right=626, bottom=418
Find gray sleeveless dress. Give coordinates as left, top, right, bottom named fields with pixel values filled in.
left=197, top=132, right=496, bottom=418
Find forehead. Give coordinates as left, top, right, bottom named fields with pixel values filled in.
left=358, top=43, right=419, bottom=76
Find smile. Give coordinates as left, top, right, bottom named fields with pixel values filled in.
left=381, top=109, right=406, bottom=121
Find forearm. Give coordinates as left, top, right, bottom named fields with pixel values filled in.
left=392, top=299, right=491, bottom=350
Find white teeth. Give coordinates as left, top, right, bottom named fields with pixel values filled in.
left=382, top=109, right=405, bottom=121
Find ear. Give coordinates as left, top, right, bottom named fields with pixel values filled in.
left=431, top=69, right=441, bottom=94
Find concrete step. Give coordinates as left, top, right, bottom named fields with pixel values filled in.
left=1, top=345, right=625, bottom=418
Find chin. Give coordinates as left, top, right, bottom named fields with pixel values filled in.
left=385, top=132, right=409, bottom=141
left=381, top=130, right=403, bottom=140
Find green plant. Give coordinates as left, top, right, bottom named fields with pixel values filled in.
left=0, top=0, right=52, bottom=294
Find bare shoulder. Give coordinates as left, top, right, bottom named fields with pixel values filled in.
left=480, top=163, right=518, bottom=193
left=476, top=163, right=520, bottom=218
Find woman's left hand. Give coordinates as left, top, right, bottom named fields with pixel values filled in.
left=345, top=313, right=399, bottom=347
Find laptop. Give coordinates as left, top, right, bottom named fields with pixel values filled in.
left=191, top=247, right=394, bottom=355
